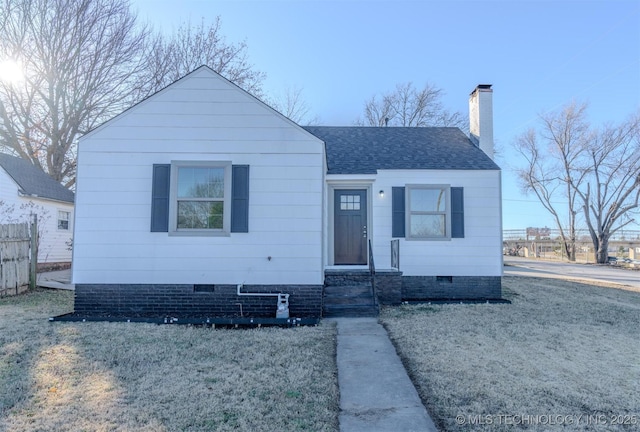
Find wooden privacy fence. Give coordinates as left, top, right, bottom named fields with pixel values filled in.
left=0, top=217, right=38, bottom=296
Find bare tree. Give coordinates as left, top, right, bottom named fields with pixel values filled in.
left=0, top=0, right=149, bottom=188
left=356, top=82, right=466, bottom=129
left=516, top=102, right=640, bottom=263
left=360, top=93, right=394, bottom=127
left=269, top=85, right=319, bottom=125
left=142, top=17, right=265, bottom=97
left=573, top=113, right=640, bottom=263
left=515, top=102, right=590, bottom=261
left=0, top=4, right=265, bottom=188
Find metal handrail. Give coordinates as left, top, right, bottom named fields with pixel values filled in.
left=368, top=239, right=375, bottom=276
left=391, top=239, right=399, bottom=270
left=368, top=239, right=379, bottom=308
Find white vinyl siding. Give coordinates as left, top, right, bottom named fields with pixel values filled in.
left=364, top=169, right=502, bottom=277
left=74, top=68, right=325, bottom=285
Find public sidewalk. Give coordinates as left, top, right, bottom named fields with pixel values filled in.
left=332, top=317, right=438, bottom=432
left=37, top=268, right=74, bottom=290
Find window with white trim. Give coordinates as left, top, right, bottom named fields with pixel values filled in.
left=57, top=210, right=70, bottom=230
left=406, top=185, right=450, bottom=239
left=169, top=162, right=232, bottom=235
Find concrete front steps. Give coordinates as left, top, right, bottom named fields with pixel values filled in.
left=323, top=270, right=379, bottom=317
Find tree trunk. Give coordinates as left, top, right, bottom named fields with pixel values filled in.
left=595, top=237, right=609, bottom=264
left=563, top=239, right=576, bottom=261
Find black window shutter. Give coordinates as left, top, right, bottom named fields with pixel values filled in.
left=451, top=187, right=464, bottom=238
left=231, top=165, right=250, bottom=233
left=392, top=187, right=405, bottom=238
left=150, top=164, right=170, bottom=232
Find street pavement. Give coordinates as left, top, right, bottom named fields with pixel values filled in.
left=504, top=256, right=640, bottom=290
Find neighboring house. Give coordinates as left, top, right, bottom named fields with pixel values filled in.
left=0, top=153, right=74, bottom=267
left=73, top=66, right=501, bottom=318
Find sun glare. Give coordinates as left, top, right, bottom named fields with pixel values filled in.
left=0, top=60, right=24, bottom=84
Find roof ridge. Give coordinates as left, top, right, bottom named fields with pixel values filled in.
left=302, top=127, right=500, bottom=174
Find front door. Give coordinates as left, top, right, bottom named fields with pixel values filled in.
left=334, top=189, right=367, bottom=265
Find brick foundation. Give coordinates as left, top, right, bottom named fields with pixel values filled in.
left=402, top=276, right=502, bottom=301
left=373, top=270, right=403, bottom=305
left=74, top=284, right=323, bottom=318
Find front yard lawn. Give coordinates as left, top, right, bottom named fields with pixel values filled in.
left=381, top=276, right=640, bottom=431
left=0, top=289, right=339, bottom=432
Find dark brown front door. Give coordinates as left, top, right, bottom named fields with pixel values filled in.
left=334, top=189, right=367, bottom=265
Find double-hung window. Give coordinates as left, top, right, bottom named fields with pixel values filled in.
left=407, top=185, right=450, bottom=239
left=57, top=210, right=70, bottom=230
left=169, top=161, right=232, bottom=235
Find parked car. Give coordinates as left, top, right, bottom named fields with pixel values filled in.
left=607, top=256, right=618, bottom=265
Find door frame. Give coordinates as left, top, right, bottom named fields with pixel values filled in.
left=327, top=182, right=372, bottom=267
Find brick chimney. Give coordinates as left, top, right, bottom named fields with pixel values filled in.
left=469, top=84, right=494, bottom=160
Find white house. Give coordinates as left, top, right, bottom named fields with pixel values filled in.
left=72, top=66, right=501, bottom=318
left=0, top=153, right=74, bottom=267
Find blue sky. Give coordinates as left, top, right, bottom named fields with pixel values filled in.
left=131, top=0, right=640, bottom=230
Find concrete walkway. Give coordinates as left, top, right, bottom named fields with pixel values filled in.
left=332, top=317, right=438, bottom=432
left=37, top=269, right=74, bottom=290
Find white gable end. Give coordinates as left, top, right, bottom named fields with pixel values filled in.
left=83, top=66, right=320, bottom=148
left=74, top=66, right=325, bottom=286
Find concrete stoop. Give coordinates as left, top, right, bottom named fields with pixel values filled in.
left=323, top=270, right=378, bottom=317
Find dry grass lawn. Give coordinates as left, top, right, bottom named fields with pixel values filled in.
left=0, top=289, right=339, bottom=432
left=381, top=276, right=640, bottom=431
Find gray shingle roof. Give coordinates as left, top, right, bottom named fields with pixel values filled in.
left=0, top=153, right=74, bottom=203
left=303, top=126, right=500, bottom=174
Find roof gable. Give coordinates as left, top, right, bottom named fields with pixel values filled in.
left=81, top=65, right=321, bottom=144
left=0, top=153, right=74, bottom=203
left=303, top=126, right=500, bottom=174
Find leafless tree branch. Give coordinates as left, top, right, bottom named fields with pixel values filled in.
left=0, top=4, right=265, bottom=188
left=0, top=0, right=150, bottom=187
left=356, top=82, right=466, bottom=129
left=140, top=17, right=265, bottom=98
left=516, top=101, right=640, bottom=263
left=515, top=102, right=591, bottom=260
left=268, top=85, right=319, bottom=125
